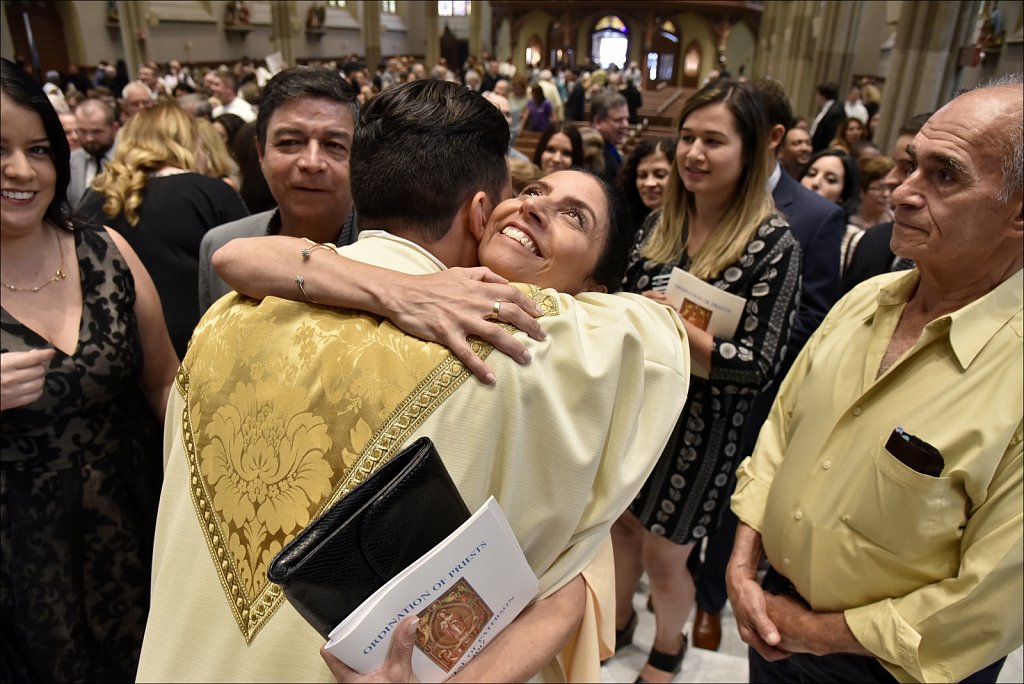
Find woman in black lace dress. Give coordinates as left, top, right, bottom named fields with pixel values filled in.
left=0, top=59, right=178, bottom=682
left=609, top=80, right=802, bottom=682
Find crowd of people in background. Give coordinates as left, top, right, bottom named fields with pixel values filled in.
left=24, top=50, right=665, bottom=217
left=2, top=41, right=1021, bottom=684
left=28, top=50, right=906, bottom=271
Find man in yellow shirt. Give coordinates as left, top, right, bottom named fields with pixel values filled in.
left=727, top=76, right=1023, bottom=682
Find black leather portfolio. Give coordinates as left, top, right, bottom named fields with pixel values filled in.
left=267, top=436, right=471, bottom=638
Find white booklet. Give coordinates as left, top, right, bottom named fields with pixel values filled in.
left=665, top=266, right=747, bottom=378
left=324, top=497, right=538, bottom=682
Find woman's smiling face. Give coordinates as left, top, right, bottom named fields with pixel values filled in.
left=636, top=149, right=672, bottom=209
left=1, top=94, right=56, bottom=238
left=476, top=170, right=610, bottom=294
left=801, top=155, right=846, bottom=204
left=540, top=132, right=574, bottom=174
left=677, top=102, right=745, bottom=203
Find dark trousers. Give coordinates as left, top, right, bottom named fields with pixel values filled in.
left=686, top=496, right=738, bottom=614
left=750, top=567, right=1007, bottom=684
left=749, top=647, right=1006, bottom=683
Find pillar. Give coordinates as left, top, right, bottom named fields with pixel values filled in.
left=469, top=1, right=483, bottom=59
left=642, top=10, right=655, bottom=89
left=424, top=1, right=438, bottom=67
left=752, top=1, right=860, bottom=120
left=752, top=1, right=819, bottom=115
left=810, top=1, right=865, bottom=102
left=269, top=0, right=294, bottom=67
left=117, top=0, right=149, bottom=75
left=875, top=0, right=979, bottom=153
left=363, top=0, right=382, bottom=70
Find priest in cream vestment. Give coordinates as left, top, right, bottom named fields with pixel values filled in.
left=137, top=81, right=690, bottom=683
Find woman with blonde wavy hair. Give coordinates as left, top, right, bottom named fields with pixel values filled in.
left=195, top=117, right=240, bottom=190
left=80, top=100, right=248, bottom=357
left=610, top=80, right=802, bottom=682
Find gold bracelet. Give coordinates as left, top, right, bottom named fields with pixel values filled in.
left=295, top=274, right=322, bottom=304
left=299, top=240, right=336, bottom=260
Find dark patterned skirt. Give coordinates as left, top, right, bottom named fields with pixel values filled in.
left=629, top=380, right=751, bottom=546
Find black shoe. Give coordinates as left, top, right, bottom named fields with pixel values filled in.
left=601, top=609, right=639, bottom=665
left=634, top=634, right=688, bottom=683
left=615, top=609, right=638, bottom=652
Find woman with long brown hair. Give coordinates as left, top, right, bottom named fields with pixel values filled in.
left=828, top=116, right=865, bottom=154
left=612, top=80, right=802, bottom=682
left=1, top=57, right=178, bottom=682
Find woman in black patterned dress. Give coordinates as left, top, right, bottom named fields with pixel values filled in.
left=609, top=80, right=802, bottom=682
left=0, top=59, right=178, bottom=682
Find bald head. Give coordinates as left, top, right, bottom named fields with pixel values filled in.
left=890, top=75, right=1022, bottom=282
left=75, top=97, right=119, bottom=155
left=122, top=81, right=151, bottom=100
left=981, top=80, right=1023, bottom=203
left=75, top=97, right=118, bottom=126
left=484, top=91, right=513, bottom=131
left=938, top=77, right=1022, bottom=203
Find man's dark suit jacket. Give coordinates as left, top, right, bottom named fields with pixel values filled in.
left=67, top=146, right=116, bottom=211
left=623, top=84, right=642, bottom=124
left=739, top=169, right=845, bottom=454
left=842, top=221, right=896, bottom=294
left=480, top=73, right=501, bottom=95
left=811, top=100, right=847, bottom=152
left=601, top=142, right=622, bottom=184
left=565, top=83, right=586, bottom=122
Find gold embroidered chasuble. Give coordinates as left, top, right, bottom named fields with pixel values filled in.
left=178, top=294, right=499, bottom=641
left=138, top=232, right=690, bottom=683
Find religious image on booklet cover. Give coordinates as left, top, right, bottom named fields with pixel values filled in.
left=324, top=496, right=538, bottom=682
left=679, top=298, right=713, bottom=331
left=416, top=578, right=494, bottom=671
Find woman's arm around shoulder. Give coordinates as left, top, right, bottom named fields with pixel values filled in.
left=213, top=235, right=547, bottom=383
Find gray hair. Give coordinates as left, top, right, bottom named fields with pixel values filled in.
left=177, top=92, right=212, bottom=119
left=589, top=91, right=627, bottom=124
left=971, top=73, right=1023, bottom=203
left=122, top=81, right=151, bottom=99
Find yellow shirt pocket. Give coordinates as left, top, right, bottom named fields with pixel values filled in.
left=841, top=437, right=968, bottom=561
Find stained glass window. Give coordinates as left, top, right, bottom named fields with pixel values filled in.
left=594, top=16, right=626, bottom=32
left=439, top=1, right=470, bottom=16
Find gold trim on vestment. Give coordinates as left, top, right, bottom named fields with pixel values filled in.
left=319, top=340, right=488, bottom=511
left=178, top=363, right=285, bottom=641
